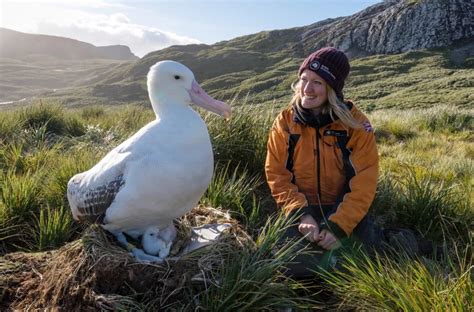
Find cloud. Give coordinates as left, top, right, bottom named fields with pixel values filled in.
left=35, top=12, right=200, bottom=57
left=1, top=1, right=200, bottom=57
left=4, top=0, right=132, bottom=9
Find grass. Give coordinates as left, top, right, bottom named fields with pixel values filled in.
left=4, top=47, right=471, bottom=111
left=19, top=101, right=86, bottom=137
left=320, top=244, right=473, bottom=311
left=371, top=167, right=472, bottom=244
left=0, top=170, right=42, bottom=223
left=0, top=100, right=472, bottom=310
left=32, top=205, right=74, bottom=251
left=201, top=162, right=263, bottom=229
left=193, top=213, right=315, bottom=311
left=205, top=101, right=275, bottom=174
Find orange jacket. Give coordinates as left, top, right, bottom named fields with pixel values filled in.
left=265, top=102, right=379, bottom=238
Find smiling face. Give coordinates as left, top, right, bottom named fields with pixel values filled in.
left=299, top=69, right=328, bottom=112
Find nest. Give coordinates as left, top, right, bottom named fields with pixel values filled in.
left=0, top=206, right=254, bottom=311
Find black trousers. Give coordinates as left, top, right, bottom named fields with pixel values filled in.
left=281, top=205, right=384, bottom=279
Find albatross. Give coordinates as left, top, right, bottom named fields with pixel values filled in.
left=67, top=60, right=231, bottom=262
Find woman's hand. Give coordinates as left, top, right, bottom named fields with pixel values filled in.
left=317, top=229, right=340, bottom=250
left=298, top=214, right=320, bottom=242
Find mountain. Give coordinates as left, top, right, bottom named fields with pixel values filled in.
left=1, top=0, right=473, bottom=109
left=301, top=0, right=473, bottom=56
left=0, top=28, right=137, bottom=103
left=68, top=0, right=471, bottom=109
left=127, top=0, right=473, bottom=77
left=0, top=28, right=138, bottom=61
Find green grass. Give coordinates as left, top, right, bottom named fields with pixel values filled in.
left=205, top=101, right=276, bottom=174
left=0, top=170, right=42, bottom=223
left=0, top=100, right=472, bottom=310
left=32, top=205, right=74, bottom=251
left=371, top=167, right=472, bottom=244
left=19, top=102, right=86, bottom=137
left=5, top=47, right=470, bottom=111
left=193, top=213, right=314, bottom=311
left=321, top=245, right=473, bottom=311
left=347, top=51, right=474, bottom=110
left=201, top=163, right=262, bottom=228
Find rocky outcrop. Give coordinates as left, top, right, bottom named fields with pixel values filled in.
left=301, top=0, right=474, bottom=56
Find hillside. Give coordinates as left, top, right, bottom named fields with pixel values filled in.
left=0, top=28, right=138, bottom=104
left=0, top=58, right=132, bottom=103
left=1, top=0, right=473, bottom=110
left=34, top=46, right=474, bottom=111
left=0, top=28, right=137, bottom=61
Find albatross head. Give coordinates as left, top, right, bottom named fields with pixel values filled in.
left=147, top=60, right=231, bottom=118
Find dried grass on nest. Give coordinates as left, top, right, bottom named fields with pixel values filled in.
left=1, top=206, right=255, bottom=311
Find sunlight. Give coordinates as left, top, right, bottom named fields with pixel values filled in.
left=1, top=0, right=199, bottom=56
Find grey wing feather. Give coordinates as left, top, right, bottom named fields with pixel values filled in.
left=68, top=174, right=125, bottom=223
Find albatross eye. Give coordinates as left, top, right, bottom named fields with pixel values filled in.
left=174, top=75, right=181, bottom=80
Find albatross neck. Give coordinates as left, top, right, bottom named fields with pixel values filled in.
left=150, top=93, right=188, bottom=116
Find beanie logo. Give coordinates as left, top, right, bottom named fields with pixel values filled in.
left=320, top=65, right=336, bottom=80
left=309, top=61, right=336, bottom=80
left=309, top=61, right=321, bottom=71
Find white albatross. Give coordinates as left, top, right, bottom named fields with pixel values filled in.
left=67, top=60, right=231, bottom=262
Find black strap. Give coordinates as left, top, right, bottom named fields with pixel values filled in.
left=286, top=134, right=300, bottom=184
left=323, top=130, right=356, bottom=217
left=335, top=134, right=355, bottom=201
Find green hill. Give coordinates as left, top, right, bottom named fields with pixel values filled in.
left=0, top=28, right=137, bottom=61
left=36, top=45, right=473, bottom=111
left=1, top=0, right=473, bottom=110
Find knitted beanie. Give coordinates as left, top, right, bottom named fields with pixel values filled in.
left=298, top=47, right=350, bottom=99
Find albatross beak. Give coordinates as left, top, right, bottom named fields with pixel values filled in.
left=188, top=80, right=231, bottom=119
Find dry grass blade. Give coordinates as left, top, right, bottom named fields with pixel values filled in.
left=1, top=206, right=253, bottom=310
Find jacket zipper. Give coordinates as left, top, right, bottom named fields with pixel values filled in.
left=316, top=128, right=322, bottom=203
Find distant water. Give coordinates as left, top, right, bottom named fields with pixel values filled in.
left=0, top=98, right=27, bottom=105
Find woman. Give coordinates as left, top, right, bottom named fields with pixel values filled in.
left=265, top=47, right=380, bottom=278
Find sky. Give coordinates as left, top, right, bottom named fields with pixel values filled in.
left=1, top=0, right=382, bottom=57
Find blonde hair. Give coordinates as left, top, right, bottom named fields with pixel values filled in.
left=290, top=80, right=362, bottom=129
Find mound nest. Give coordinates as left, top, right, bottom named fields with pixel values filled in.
left=1, top=206, right=254, bottom=311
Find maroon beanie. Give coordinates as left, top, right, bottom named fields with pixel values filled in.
left=298, top=47, right=350, bottom=99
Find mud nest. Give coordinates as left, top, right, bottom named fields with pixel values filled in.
left=1, top=206, right=254, bottom=311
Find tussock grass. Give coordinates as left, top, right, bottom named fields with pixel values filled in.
left=321, top=246, right=473, bottom=311
left=0, top=217, right=25, bottom=251
left=32, top=205, right=74, bottom=251
left=394, top=168, right=471, bottom=242
left=205, top=102, right=276, bottom=174
left=99, top=104, right=154, bottom=136
left=194, top=213, right=315, bottom=311
left=42, top=148, right=99, bottom=207
left=201, top=163, right=262, bottom=226
left=19, top=102, right=86, bottom=137
left=0, top=113, right=21, bottom=142
left=0, top=100, right=472, bottom=310
left=420, top=107, right=473, bottom=133
left=0, top=170, right=42, bottom=223
left=0, top=141, right=27, bottom=173
left=371, top=105, right=473, bottom=136
left=80, top=105, right=106, bottom=120
left=372, top=167, right=472, bottom=243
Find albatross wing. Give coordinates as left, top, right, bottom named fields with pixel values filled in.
left=67, top=144, right=132, bottom=223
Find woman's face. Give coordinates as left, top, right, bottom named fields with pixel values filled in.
left=299, top=69, right=328, bottom=111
